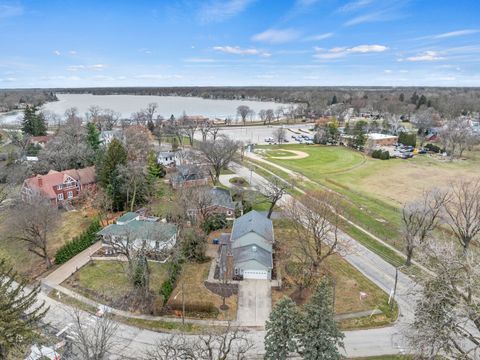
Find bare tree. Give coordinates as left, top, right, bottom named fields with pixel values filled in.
left=401, top=189, right=448, bottom=266
left=258, top=175, right=291, bottom=218
left=406, top=239, right=480, bottom=359
left=209, top=126, right=221, bottom=141
left=196, top=135, right=241, bottom=185
left=198, top=119, right=213, bottom=142
left=284, top=192, right=342, bottom=298
left=265, top=109, right=275, bottom=125
left=68, top=308, right=119, bottom=360
left=274, top=107, right=284, bottom=122
left=177, top=185, right=214, bottom=223
left=411, top=108, right=436, bottom=146
left=443, top=178, right=480, bottom=254
left=385, top=113, right=402, bottom=135
left=181, top=117, right=198, bottom=146
left=272, top=127, right=287, bottom=144
left=236, top=105, right=251, bottom=126
left=8, top=195, right=59, bottom=268
left=259, top=109, right=267, bottom=125
left=145, top=323, right=253, bottom=360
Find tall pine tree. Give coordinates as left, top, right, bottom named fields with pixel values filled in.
left=86, top=122, right=101, bottom=152
left=98, top=138, right=128, bottom=210
left=264, top=296, right=300, bottom=360
left=21, top=105, right=47, bottom=136
left=298, top=279, right=345, bottom=360
left=0, top=259, right=47, bottom=358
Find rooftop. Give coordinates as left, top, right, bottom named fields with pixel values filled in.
left=231, top=210, right=274, bottom=243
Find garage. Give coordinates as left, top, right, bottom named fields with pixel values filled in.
left=243, top=270, right=268, bottom=280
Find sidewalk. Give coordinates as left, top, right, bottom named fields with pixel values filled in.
left=42, top=241, right=102, bottom=287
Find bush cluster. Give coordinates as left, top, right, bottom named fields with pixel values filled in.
left=398, top=132, right=417, bottom=147
left=202, top=213, right=227, bottom=233
left=169, top=300, right=219, bottom=316
left=54, top=218, right=101, bottom=265
left=372, top=149, right=390, bottom=160
left=160, top=260, right=183, bottom=305
left=424, top=143, right=442, bottom=153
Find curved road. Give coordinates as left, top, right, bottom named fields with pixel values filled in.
left=37, top=160, right=416, bottom=358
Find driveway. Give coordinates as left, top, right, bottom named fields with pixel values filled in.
left=236, top=279, right=272, bottom=327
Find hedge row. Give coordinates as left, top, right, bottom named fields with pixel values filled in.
left=398, top=132, right=417, bottom=147
left=372, top=149, right=390, bottom=160
left=54, top=218, right=101, bottom=265
left=160, top=260, right=183, bottom=305
left=169, top=300, right=219, bottom=316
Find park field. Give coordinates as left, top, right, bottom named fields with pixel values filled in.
left=254, top=144, right=480, bottom=252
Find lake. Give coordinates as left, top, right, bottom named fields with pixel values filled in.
left=0, top=93, right=291, bottom=124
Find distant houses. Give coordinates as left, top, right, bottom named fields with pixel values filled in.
left=21, top=166, right=96, bottom=204
left=170, top=164, right=209, bottom=189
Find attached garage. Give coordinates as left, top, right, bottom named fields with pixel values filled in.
left=243, top=270, right=268, bottom=280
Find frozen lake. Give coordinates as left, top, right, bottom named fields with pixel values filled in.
left=0, top=93, right=291, bottom=124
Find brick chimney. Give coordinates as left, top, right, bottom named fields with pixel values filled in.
left=37, top=175, right=43, bottom=187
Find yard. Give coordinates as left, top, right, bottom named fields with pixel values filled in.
left=0, top=209, right=92, bottom=279
left=63, top=260, right=169, bottom=311
left=272, top=219, right=396, bottom=328
left=168, top=261, right=238, bottom=321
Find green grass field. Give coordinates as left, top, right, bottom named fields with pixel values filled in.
left=254, top=144, right=480, bottom=254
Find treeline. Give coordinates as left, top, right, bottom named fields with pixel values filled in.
left=50, top=86, right=480, bottom=116
left=0, top=90, right=57, bottom=111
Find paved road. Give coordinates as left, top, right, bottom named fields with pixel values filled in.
left=34, top=159, right=416, bottom=358
left=236, top=280, right=272, bottom=327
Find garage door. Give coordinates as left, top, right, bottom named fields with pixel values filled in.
left=243, top=270, right=268, bottom=280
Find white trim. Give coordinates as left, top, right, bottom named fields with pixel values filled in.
left=57, top=193, right=64, bottom=201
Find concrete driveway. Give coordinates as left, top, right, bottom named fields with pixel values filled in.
left=236, top=279, right=271, bottom=327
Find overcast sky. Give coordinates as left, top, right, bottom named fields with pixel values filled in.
left=1, top=0, right=479, bottom=88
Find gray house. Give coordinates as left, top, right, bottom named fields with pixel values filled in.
left=219, top=210, right=274, bottom=280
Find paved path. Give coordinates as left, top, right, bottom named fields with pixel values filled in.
left=236, top=280, right=272, bottom=327
left=42, top=241, right=102, bottom=287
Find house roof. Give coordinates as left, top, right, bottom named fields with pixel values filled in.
left=233, top=244, right=273, bottom=269
left=64, top=166, right=96, bottom=185
left=116, top=212, right=138, bottom=224
left=231, top=210, right=274, bottom=243
left=98, top=221, right=177, bottom=243
left=210, top=187, right=235, bottom=210
left=23, top=166, right=96, bottom=200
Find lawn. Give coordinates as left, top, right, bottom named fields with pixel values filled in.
left=63, top=260, right=169, bottom=310
left=272, top=220, right=396, bottom=328
left=168, top=261, right=238, bottom=321
left=254, top=144, right=480, bottom=252
left=0, top=209, right=92, bottom=279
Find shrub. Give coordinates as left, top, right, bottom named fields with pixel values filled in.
left=398, top=132, right=417, bottom=147
left=159, top=260, right=183, bottom=305
left=169, top=300, right=219, bottom=316
left=54, top=218, right=101, bottom=265
left=202, top=213, right=227, bottom=233
left=425, top=143, right=442, bottom=153
left=372, top=149, right=390, bottom=160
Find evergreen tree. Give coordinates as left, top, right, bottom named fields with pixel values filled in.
left=0, top=259, right=47, bottom=358
left=98, top=139, right=128, bottom=210
left=416, top=94, right=427, bottom=109
left=331, top=95, right=338, bottom=105
left=21, top=105, right=47, bottom=136
left=86, top=122, right=101, bottom=152
left=298, top=279, right=344, bottom=360
left=172, top=137, right=179, bottom=151
left=147, top=151, right=166, bottom=179
left=399, top=93, right=405, bottom=102
left=264, top=296, right=300, bottom=360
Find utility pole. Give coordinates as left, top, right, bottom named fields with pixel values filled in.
left=390, top=265, right=404, bottom=311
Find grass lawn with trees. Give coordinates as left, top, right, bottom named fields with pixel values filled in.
left=63, top=260, right=169, bottom=310
left=0, top=210, right=92, bottom=279
left=272, top=219, right=397, bottom=329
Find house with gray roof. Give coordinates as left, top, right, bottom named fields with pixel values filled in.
left=219, top=210, right=274, bottom=280
left=98, top=212, right=177, bottom=252
left=188, top=187, right=237, bottom=221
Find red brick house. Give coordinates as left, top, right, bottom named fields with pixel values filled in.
left=21, top=166, right=96, bottom=205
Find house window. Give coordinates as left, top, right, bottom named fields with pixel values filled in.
left=57, top=184, right=63, bottom=190
left=57, top=193, right=64, bottom=201
left=67, top=191, right=73, bottom=199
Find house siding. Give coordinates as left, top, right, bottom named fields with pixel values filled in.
left=232, top=233, right=272, bottom=252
